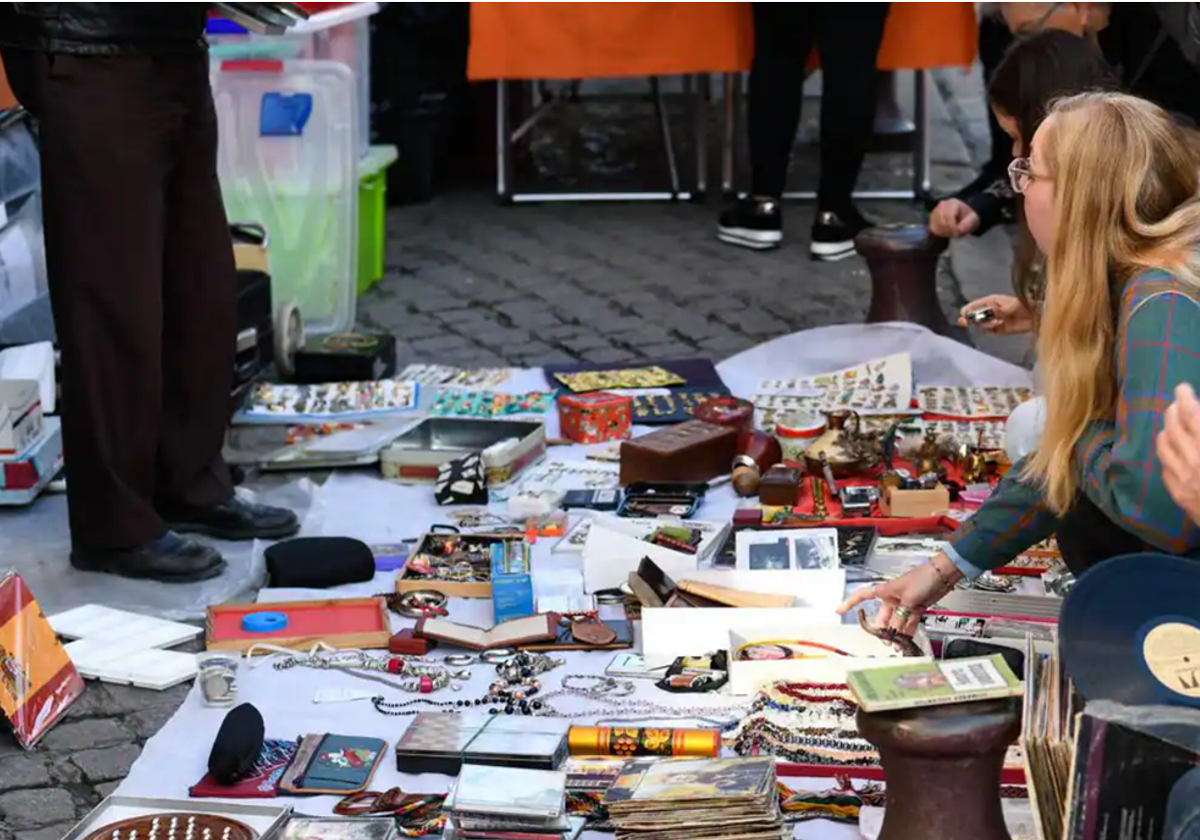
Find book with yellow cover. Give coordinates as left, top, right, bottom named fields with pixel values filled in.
left=847, top=653, right=1023, bottom=713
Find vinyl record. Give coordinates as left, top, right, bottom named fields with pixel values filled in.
left=1060, top=553, right=1200, bottom=707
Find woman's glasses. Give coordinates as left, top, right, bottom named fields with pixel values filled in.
left=1008, top=157, right=1049, bottom=194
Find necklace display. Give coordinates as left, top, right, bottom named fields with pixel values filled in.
left=532, top=676, right=747, bottom=725
left=373, top=652, right=565, bottom=717
left=256, top=645, right=468, bottom=694
left=729, top=682, right=877, bottom=767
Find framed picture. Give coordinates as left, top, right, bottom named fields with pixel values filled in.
left=734, top=528, right=840, bottom=571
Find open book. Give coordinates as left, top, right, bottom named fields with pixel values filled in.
left=414, top=614, right=558, bottom=651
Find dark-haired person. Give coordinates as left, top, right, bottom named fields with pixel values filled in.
left=931, top=29, right=1120, bottom=333
left=716, top=3, right=891, bottom=261
left=0, top=3, right=299, bottom=583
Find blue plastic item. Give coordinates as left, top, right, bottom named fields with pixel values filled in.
left=260, top=92, right=313, bottom=137
left=206, top=17, right=249, bottom=35
left=241, top=612, right=289, bottom=633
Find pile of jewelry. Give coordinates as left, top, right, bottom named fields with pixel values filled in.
left=483, top=651, right=564, bottom=715
left=727, top=682, right=879, bottom=768
left=406, top=535, right=493, bottom=583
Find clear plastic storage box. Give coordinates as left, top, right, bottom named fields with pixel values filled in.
left=212, top=59, right=359, bottom=335
left=207, top=2, right=376, bottom=157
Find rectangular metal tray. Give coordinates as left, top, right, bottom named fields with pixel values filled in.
left=62, top=796, right=293, bottom=840
left=386, top=417, right=542, bottom=453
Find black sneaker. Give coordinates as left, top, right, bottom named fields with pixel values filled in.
left=161, top=495, right=300, bottom=542
left=717, top=198, right=782, bottom=250
left=810, top=208, right=872, bottom=262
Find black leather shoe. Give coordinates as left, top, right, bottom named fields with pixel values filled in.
left=162, top=495, right=299, bottom=541
left=71, top=532, right=226, bottom=583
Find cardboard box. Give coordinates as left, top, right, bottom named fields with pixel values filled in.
left=727, top=621, right=932, bottom=696
left=0, top=416, right=62, bottom=505
left=580, top=514, right=730, bottom=594
left=880, top=483, right=951, bottom=518
left=490, top=541, right=535, bottom=623
left=0, top=380, right=42, bottom=459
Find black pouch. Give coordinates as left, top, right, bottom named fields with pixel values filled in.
left=208, top=703, right=265, bottom=785
left=264, top=536, right=376, bottom=588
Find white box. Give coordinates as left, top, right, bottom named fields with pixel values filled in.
left=580, top=514, right=730, bottom=594
left=727, top=620, right=932, bottom=696
left=642, top=607, right=842, bottom=671
left=0, top=379, right=42, bottom=458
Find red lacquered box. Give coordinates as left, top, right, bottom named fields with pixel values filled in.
left=558, top=391, right=632, bottom=444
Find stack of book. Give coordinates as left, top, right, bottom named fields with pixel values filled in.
left=601, top=757, right=782, bottom=840
left=444, top=764, right=584, bottom=840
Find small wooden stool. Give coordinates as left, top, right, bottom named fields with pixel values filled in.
left=857, top=698, right=1021, bottom=840
left=856, top=224, right=952, bottom=336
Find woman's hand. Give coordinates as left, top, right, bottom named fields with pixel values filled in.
left=1157, top=383, right=1200, bottom=525
left=958, top=294, right=1036, bottom=335
left=837, top=552, right=964, bottom=638
left=929, top=198, right=981, bottom=238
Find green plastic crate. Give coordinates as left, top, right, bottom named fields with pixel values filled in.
left=357, top=144, right=398, bottom=295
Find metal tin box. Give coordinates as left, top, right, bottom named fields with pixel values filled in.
left=381, top=418, right=545, bottom=485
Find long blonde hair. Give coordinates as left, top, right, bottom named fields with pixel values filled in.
left=1026, top=92, right=1200, bottom=513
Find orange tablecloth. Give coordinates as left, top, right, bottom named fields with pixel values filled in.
left=0, top=61, right=16, bottom=111
left=468, top=2, right=977, bottom=81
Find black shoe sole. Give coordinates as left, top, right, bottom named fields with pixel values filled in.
left=167, top=520, right=300, bottom=542
left=70, top=555, right=228, bottom=583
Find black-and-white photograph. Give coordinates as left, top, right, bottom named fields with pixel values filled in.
left=788, top=529, right=840, bottom=570
left=746, top=537, right=791, bottom=571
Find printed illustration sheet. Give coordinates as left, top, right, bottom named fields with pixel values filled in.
left=755, top=353, right=914, bottom=415
left=917, top=385, right=1034, bottom=419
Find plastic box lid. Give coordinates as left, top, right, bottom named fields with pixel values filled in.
left=213, top=59, right=358, bottom=335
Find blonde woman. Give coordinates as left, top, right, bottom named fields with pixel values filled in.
left=842, top=92, right=1200, bottom=637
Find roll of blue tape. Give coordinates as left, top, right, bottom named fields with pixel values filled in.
left=242, top=612, right=288, bottom=633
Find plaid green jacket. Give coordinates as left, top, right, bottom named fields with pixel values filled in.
left=946, top=269, right=1200, bottom=576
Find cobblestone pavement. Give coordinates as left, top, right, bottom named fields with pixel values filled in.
left=0, top=70, right=1016, bottom=838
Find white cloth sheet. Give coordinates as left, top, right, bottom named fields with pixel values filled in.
left=114, top=327, right=1031, bottom=840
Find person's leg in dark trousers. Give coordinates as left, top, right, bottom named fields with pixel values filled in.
left=154, top=55, right=238, bottom=516
left=716, top=3, right=815, bottom=251
left=151, top=58, right=297, bottom=543
left=808, top=2, right=890, bottom=260
left=747, top=3, right=816, bottom=200
left=1, top=50, right=226, bottom=581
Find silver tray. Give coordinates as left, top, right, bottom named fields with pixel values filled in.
left=387, top=418, right=543, bottom=454
left=62, top=796, right=293, bottom=840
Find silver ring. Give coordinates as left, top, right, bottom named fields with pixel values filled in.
left=894, top=605, right=913, bottom=621
left=481, top=648, right=516, bottom=664
left=444, top=654, right=476, bottom=666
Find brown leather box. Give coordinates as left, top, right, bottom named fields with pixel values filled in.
left=619, top=419, right=738, bottom=487
left=759, top=465, right=803, bottom=506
